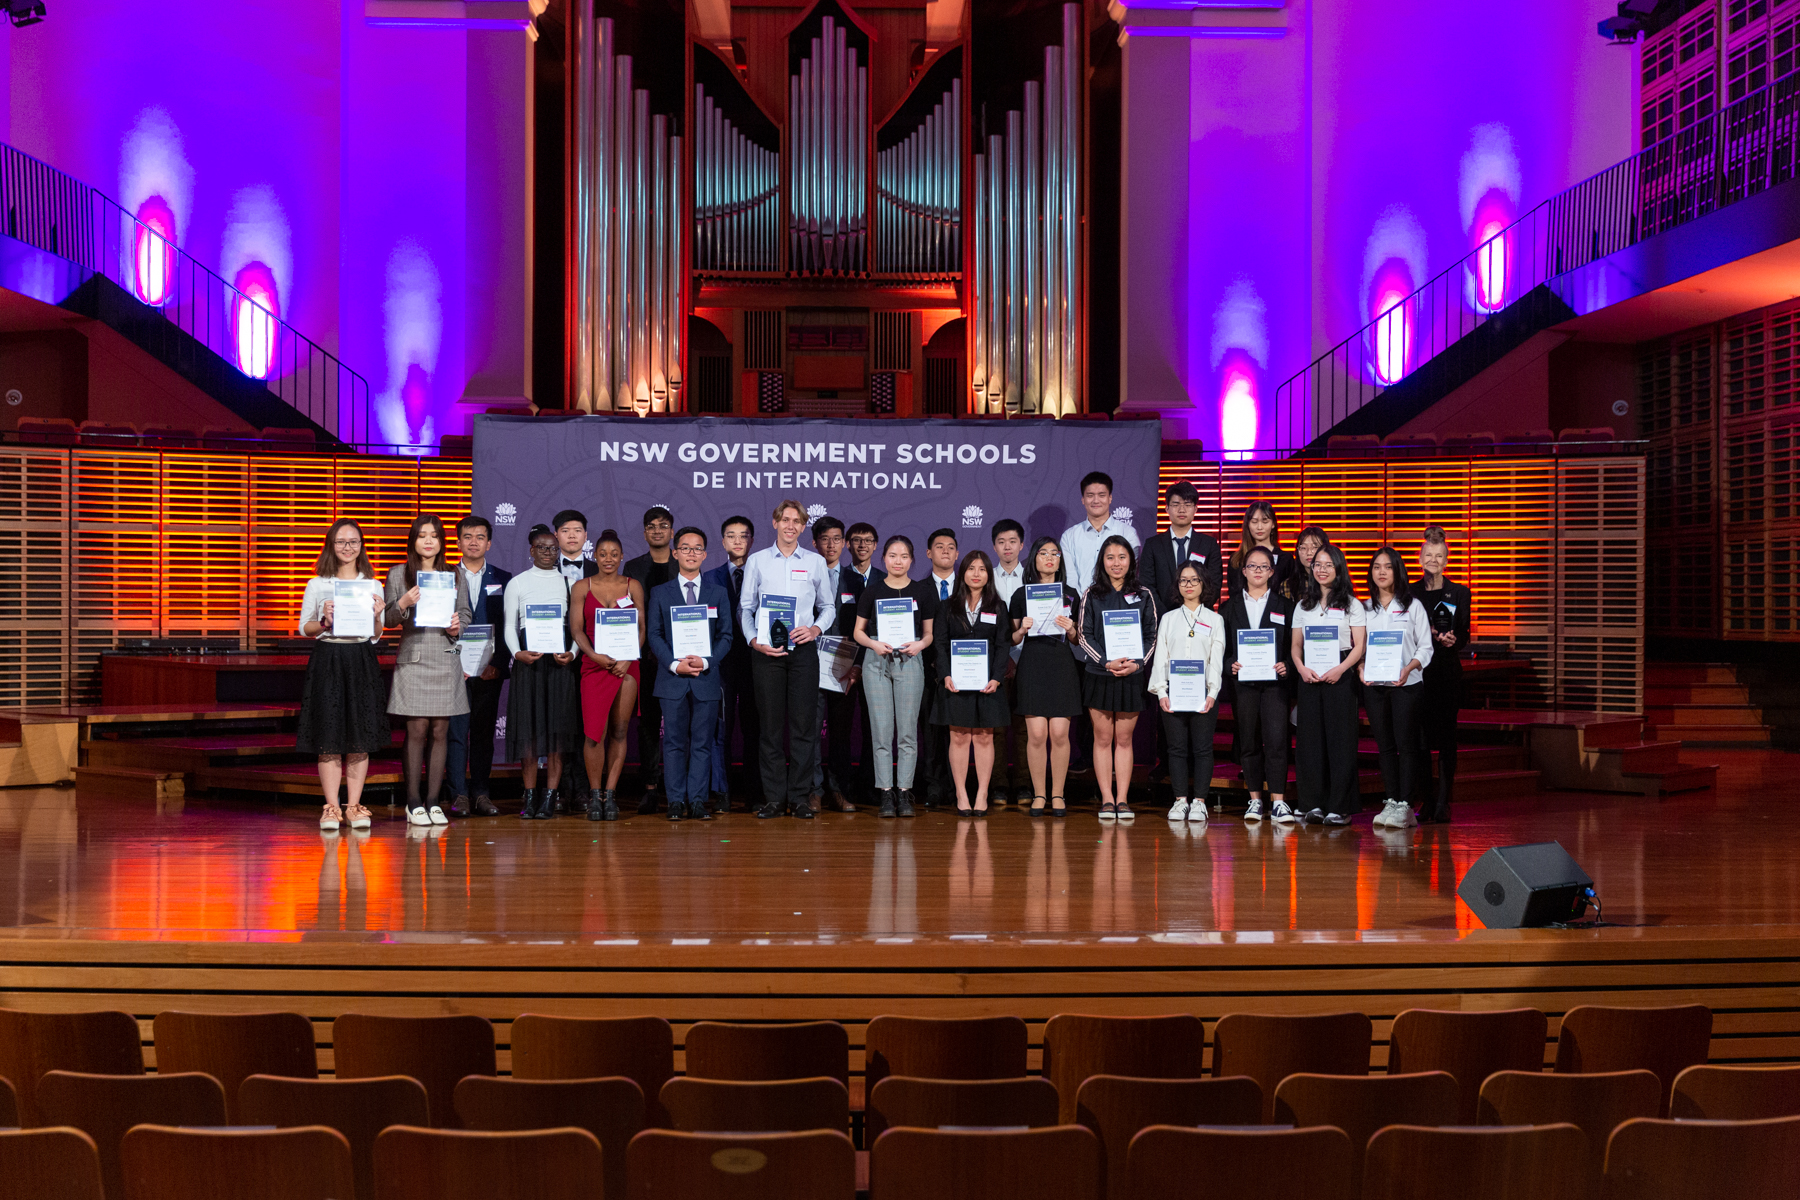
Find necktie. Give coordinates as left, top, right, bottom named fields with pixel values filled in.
left=731, top=566, right=742, bottom=601
left=939, top=578, right=949, bottom=601
left=685, top=580, right=696, bottom=605
left=1176, top=537, right=1186, bottom=562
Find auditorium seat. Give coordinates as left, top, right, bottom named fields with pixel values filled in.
left=238, top=1074, right=429, bottom=1200
left=1272, top=1072, right=1459, bottom=1187
left=77, top=421, right=140, bottom=447
left=869, top=1126, right=1100, bottom=1200
left=15, top=417, right=79, bottom=445
left=626, top=1129, right=855, bottom=1200
left=0, top=1008, right=144, bottom=1127
left=137, top=425, right=201, bottom=448
left=0, top=1127, right=104, bottom=1200
left=438, top=434, right=472, bottom=458
left=454, top=1076, right=643, bottom=1200
left=863, top=1015, right=1029, bottom=1090
left=509, top=1014, right=675, bottom=1128
left=1326, top=435, right=1382, bottom=459
left=1602, top=1114, right=1800, bottom=1199
left=120, top=1124, right=355, bottom=1200
left=1387, top=1008, right=1547, bottom=1122
left=260, top=427, right=319, bottom=451
left=152, top=1010, right=317, bottom=1122
left=1670, top=1064, right=1800, bottom=1121
left=661, top=1076, right=848, bottom=1135
left=1554, top=1005, right=1711, bottom=1115
left=1123, top=1125, right=1354, bottom=1200
left=1381, top=434, right=1440, bottom=458
left=866, top=1076, right=1059, bottom=1139
left=373, top=1126, right=604, bottom=1200
left=0, top=1076, right=13, bottom=1126
left=34, top=1071, right=226, bottom=1200
left=1362, top=1123, right=1586, bottom=1200
left=683, top=1020, right=849, bottom=1087
left=1440, top=432, right=1496, bottom=456
left=1210, top=1012, right=1373, bottom=1122
left=1478, top=1069, right=1660, bottom=1192
left=1072, top=1076, right=1262, bottom=1200
left=1042, top=1015, right=1206, bottom=1124
left=331, top=1014, right=496, bottom=1129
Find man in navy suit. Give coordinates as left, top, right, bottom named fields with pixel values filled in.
left=703, top=515, right=760, bottom=815
left=448, top=515, right=513, bottom=816
left=646, top=525, right=736, bottom=821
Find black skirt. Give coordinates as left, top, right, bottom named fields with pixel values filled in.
left=1015, top=638, right=1083, bottom=718
left=934, top=679, right=1012, bottom=729
left=506, top=655, right=582, bottom=759
left=295, top=640, right=390, bottom=756
left=1082, top=669, right=1148, bottom=714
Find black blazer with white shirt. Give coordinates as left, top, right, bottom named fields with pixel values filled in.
left=1143, top=529, right=1223, bottom=611
left=1221, top=589, right=1295, bottom=683
left=464, top=562, right=514, bottom=679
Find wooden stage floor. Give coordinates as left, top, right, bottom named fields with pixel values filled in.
left=2, top=749, right=1798, bottom=1073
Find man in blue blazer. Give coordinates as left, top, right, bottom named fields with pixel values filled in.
left=646, top=525, right=737, bottom=821
left=448, top=516, right=513, bottom=817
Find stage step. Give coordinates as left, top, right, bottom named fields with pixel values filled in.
left=1619, top=764, right=1718, bottom=797
left=87, top=729, right=404, bottom=779
left=1645, top=702, right=1766, bottom=726
left=1644, top=683, right=1751, bottom=705
left=0, top=710, right=79, bottom=786
left=75, top=763, right=185, bottom=802
left=1648, top=722, right=1772, bottom=745
left=1645, top=662, right=1740, bottom=685
left=198, top=757, right=522, bottom=797
left=1643, top=662, right=1771, bottom=747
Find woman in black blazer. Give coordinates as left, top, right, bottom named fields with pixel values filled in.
left=934, top=550, right=1014, bottom=815
left=1222, top=546, right=1293, bottom=822
left=1414, top=525, right=1471, bottom=823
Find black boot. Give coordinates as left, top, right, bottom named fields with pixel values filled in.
left=602, top=788, right=619, bottom=821
left=517, top=788, right=538, bottom=820
left=586, top=788, right=605, bottom=821
left=878, top=788, right=897, bottom=818
left=1427, top=773, right=1453, bottom=824
left=897, top=789, right=916, bottom=818
left=538, top=788, right=559, bottom=820
left=551, top=789, right=567, bottom=816
left=755, top=797, right=787, bottom=819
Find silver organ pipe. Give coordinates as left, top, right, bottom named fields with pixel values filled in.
left=986, top=134, right=1003, bottom=410
left=790, top=16, right=863, bottom=274
left=667, top=133, right=683, bottom=409
left=651, top=113, right=667, bottom=406
left=971, top=149, right=986, bottom=400
left=693, top=87, right=779, bottom=273
left=1004, top=109, right=1022, bottom=413
left=1022, top=80, right=1039, bottom=412
left=612, top=56, right=633, bottom=406
left=1060, top=2, right=1080, bottom=415
left=632, top=89, right=650, bottom=409
left=1042, top=49, right=1062, bottom=410
left=573, top=2, right=596, bottom=411
left=876, top=79, right=961, bottom=277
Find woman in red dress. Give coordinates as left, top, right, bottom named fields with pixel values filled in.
left=569, top=529, right=646, bottom=820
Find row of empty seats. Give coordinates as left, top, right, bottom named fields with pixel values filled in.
left=11, top=418, right=320, bottom=450
left=1324, top=429, right=1624, bottom=457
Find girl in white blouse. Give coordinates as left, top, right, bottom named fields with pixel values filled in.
left=1361, top=547, right=1434, bottom=829
left=1290, top=544, right=1366, bottom=824
left=1148, top=562, right=1227, bottom=824
left=294, top=519, right=388, bottom=832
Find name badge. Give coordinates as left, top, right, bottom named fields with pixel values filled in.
left=617, top=596, right=633, bottom=608
left=1125, top=595, right=1141, bottom=606
left=707, top=606, right=718, bottom=618
left=1327, top=607, right=1344, bottom=615
left=980, top=612, right=996, bottom=625
left=484, top=584, right=503, bottom=595
left=1271, top=612, right=1287, bottom=624
left=790, top=567, right=810, bottom=582
left=840, top=592, right=854, bottom=603
left=1189, top=552, right=1207, bottom=563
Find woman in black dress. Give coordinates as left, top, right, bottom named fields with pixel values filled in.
left=1008, top=536, right=1082, bottom=816
left=935, top=550, right=1013, bottom=815
left=1078, top=535, right=1157, bottom=819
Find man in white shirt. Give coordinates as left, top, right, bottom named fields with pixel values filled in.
left=446, top=516, right=510, bottom=817
left=1059, top=471, right=1141, bottom=593
left=990, top=519, right=1027, bottom=605
left=737, top=499, right=836, bottom=819
left=920, top=528, right=960, bottom=807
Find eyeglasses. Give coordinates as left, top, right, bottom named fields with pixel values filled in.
left=849, top=536, right=876, bottom=546
left=1244, top=563, right=1271, bottom=572
left=674, top=543, right=706, bottom=554
left=645, top=521, right=673, bottom=531
left=334, top=539, right=362, bottom=548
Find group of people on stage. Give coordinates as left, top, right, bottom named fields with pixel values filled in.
left=294, top=473, right=1470, bottom=834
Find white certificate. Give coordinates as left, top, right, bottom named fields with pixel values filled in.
left=756, top=594, right=797, bottom=647
left=414, top=570, right=456, bottom=628
left=950, top=640, right=989, bottom=691
left=1168, top=659, right=1206, bottom=712
left=1236, top=629, right=1277, bottom=681
left=1102, top=609, right=1144, bottom=662
left=523, top=602, right=566, bottom=654
left=1365, top=629, right=1405, bottom=684
left=669, top=604, right=710, bottom=660
left=459, top=624, right=494, bottom=677
left=875, top=597, right=916, bottom=647
left=818, top=634, right=856, bottom=693
left=1024, top=584, right=1063, bottom=636
left=1303, top=625, right=1341, bottom=675
left=594, top=608, right=640, bottom=661
left=331, top=580, right=378, bottom=640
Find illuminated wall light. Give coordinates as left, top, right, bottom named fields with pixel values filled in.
left=132, top=196, right=177, bottom=306
left=1460, top=125, right=1520, bottom=314
left=1372, top=288, right=1412, bottom=386
left=1360, top=206, right=1426, bottom=387
left=1473, top=219, right=1509, bottom=312
left=231, top=263, right=280, bottom=379
left=1210, top=278, right=1268, bottom=456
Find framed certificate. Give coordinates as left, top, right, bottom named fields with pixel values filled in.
left=331, top=580, right=378, bottom=640
left=669, top=604, right=710, bottom=660
left=1236, top=629, right=1277, bottom=681
left=875, top=597, right=915, bottom=647
left=1365, top=629, right=1405, bottom=683
left=458, top=624, right=494, bottom=676
left=818, top=635, right=857, bottom=693
left=1024, top=584, right=1063, bottom=636
left=414, top=571, right=456, bottom=628
left=950, top=640, right=989, bottom=690
left=1102, top=609, right=1144, bottom=661
left=756, top=594, right=797, bottom=646
left=524, top=603, right=566, bottom=654
left=1303, top=624, right=1341, bottom=676
left=594, top=608, right=640, bottom=660
left=1168, top=659, right=1207, bottom=711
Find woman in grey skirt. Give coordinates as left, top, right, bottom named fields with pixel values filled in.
left=384, top=515, right=473, bottom=826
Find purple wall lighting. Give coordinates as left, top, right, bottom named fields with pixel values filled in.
left=378, top=237, right=444, bottom=452
left=117, top=106, right=192, bottom=306
left=131, top=195, right=176, bottom=306
left=1211, top=277, right=1268, bottom=460
left=1461, top=123, right=1520, bottom=313
left=1362, top=204, right=1427, bottom=385
left=231, top=261, right=280, bottom=379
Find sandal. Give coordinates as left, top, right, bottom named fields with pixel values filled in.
left=319, top=803, right=343, bottom=832
left=1030, top=795, right=1047, bottom=816
left=346, top=803, right=373, bottom=830
left=1050, top=795, right=1067, bottom=818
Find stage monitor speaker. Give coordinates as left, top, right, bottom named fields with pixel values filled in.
left=1457, top=841, right=1593, bottom=928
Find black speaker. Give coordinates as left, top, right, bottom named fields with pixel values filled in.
left=1457, top=841, right=1593, bottom=928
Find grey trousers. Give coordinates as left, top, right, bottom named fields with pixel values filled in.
left=863, top=650, right=925, bottom=788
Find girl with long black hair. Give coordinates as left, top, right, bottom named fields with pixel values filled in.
left=1221, top=544, right=1293, bottom=822
left=935, top=549, right=1013, bottom=815
left=295, top=519, right=388, bottom=831
left=1361, top=547, right=1433, bottom=830
left=1291, top=544, right=1365, bottom=824
left=1227, top=501, right=1290, bottom=601
left=1077, top=535, right=1157, bottom=819
left=1008, top=536, right=1082, bottom=816
left=383, top=515, right=473, bottom=826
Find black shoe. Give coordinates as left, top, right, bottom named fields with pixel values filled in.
left=637, top=790, right=659, bottom=815
left=792, top=799, right=815, bottom=820
left=709, top=791, right=729, bottom=815
left=472, top=794, right=499, bottom=817
left=756, top=799, right=787, bottom=819
left=538, top=788, right=560, bottom=819
left=668, top=800, right=685, bottom=821
left=878, top=788, right=898, bottom=818
left=586, top=789, right=605, bottom=822
left=897, top=789, right=916, bottom=818
left=602, top=788, right=620, bottom=821
left=692, top=800, right=713, bottom=821
left=449, top=794, right=471, bottom=818
left=517, top=788, right=539, bottom=820
left=551, top=790, right=567, bottom=816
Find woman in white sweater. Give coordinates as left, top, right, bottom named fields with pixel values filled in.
left=294, top=519, right=388, bottom=831
left=1148, top=562, right=1227, bottom=824
left=502, top=524, right=581, bottom=818
left=1361, top=546, right=1434, bottom=829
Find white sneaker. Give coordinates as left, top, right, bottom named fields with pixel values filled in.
left=1324, top=812, right=1352, bottom=826
left=407, top=805, right=432, bottom=826
left=428, top=806, right=448, bottom=825
left=1188, top=802, right=1208, bottom=824
left=1372, top=800, right=1397, bottom=828
left=1393, top=804, right=1419, bottom=827
left=1168, top=799, right=1190, bottom=821
left=1244, top=798, right=1264, bottom=821
left=1271, top=800, right=1297, bottom=824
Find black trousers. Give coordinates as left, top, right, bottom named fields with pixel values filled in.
left=639, top=651, right=664, bottom=787
left=1296, top=674, right=1360, bottom=816
left=820, top=680, right=868, bottom=800
left=1160, top=705, right=1220, bottom=799
left=1364, top=682, right=1424, bottom=808
left=446, top=674, right=504, bottom=797
left=713, top=666, right=762, bottom=801
left=1233, top=679, right=1290, bottom=795
left=1417, top=663, right=1460, bottom=801
left=751, top=642, right=821, bottom=808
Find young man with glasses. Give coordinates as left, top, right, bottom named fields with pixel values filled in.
left=446, top=516, right=512, bottom=817
left=645, top=526, right=735, bottom=821
left=624, top=506, right=676, bottom=812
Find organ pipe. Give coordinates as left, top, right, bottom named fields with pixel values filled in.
left=693, top=86, right=779, bottom=273
left=790, top=16, right=864, bottom=274
left=876, top=79, right=961, bottom=276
